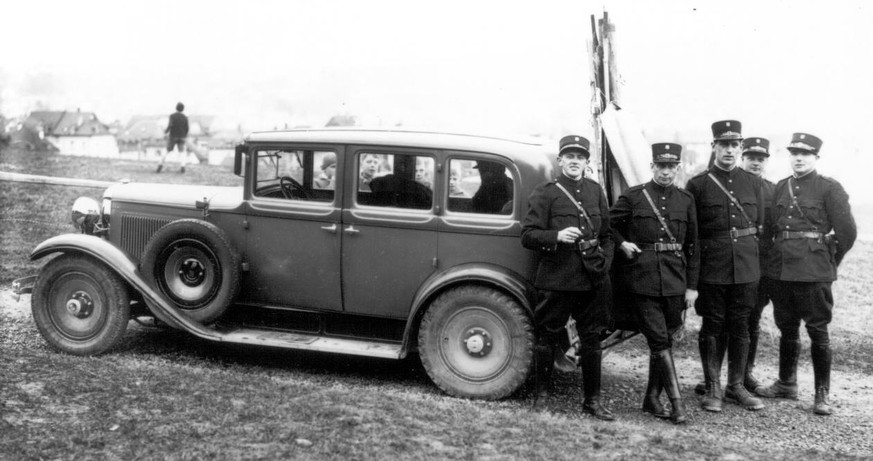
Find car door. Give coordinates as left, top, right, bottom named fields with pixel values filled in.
left=341, top=147, right=438, bottom=318
left=241, top=145, right=343, bottom=311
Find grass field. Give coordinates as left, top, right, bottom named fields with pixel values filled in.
left=2, top=147, right=872, bottom=460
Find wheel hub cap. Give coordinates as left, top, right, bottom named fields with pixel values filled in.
left=179, top=258, right=206, bottom=287
left=65, top=291, right=94, bottom=318
left=463, top=328, right=493, bottom=357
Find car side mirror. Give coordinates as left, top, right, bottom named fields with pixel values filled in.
left=234, top=144, right=247, bottom=177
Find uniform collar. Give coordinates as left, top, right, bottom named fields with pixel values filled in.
left=557, top=173, right=584, bottom=188
left=711, top=164, right=737, bottom=177
left=793, top=169, right=818, bottom=182
left=647, top=180, right=673, bottom=193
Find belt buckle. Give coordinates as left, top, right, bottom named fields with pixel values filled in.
left=654, top=242, right=664, bottom=251
left=729, top=229, right=739, bottom=239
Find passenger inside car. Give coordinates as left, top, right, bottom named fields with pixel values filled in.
left=369, top=155, right=432, bottom=209
left=471, top=161, right=513, bottom=214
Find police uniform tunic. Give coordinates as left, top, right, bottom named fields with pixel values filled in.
left=521, top=174, right=614, bottom=348
left=685, top=166, right=764, bottom=339
left=611, top=181, right=698, bottom=352
left=763, top=170, right=856, bottom=343
left=685, top=166, right=764, bottom=285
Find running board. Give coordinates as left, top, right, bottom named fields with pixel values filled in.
left=216, top=327, right=403, bottom=359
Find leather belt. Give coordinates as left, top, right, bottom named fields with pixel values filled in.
left=576, top=239, right=600, bottom=251
left=637, top=242, right=683, bottom=252
left=701, top=227, right=757, bottom=239
left=779, top=231, right=824, bottom=240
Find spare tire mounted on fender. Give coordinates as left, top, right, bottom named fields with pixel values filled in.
left=140, top=219, right=241, bottom=324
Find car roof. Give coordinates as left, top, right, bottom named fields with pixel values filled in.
left=245, top=128, right=554, bottom=169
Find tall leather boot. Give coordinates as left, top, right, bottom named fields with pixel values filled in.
left=725, top=338, right=764, bottom=410
left=811, top=344, right=832, bottom=416
left=695, top=332, right=727, bottom=395
left=532, top=345, right=554, bottom=411
left=580, top=349, right=615, bottom=421
left=642, top=352, right=670, bottom=419
left=757, top=338, right=800, bottom=399
left=657, top=349, right=688, bottom=424
left=744, top=327, right=762, bottom=391
left=699, top=336, right=723, bottom=412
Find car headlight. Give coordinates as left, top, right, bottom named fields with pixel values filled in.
left=71, top=197, right=101, bottom=235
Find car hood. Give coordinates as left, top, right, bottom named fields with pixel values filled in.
left=103, top=183, right=245, bottom=211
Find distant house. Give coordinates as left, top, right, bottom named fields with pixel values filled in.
left=13, top=110, right=119, bottom=157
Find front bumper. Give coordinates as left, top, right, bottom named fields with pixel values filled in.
left=11, top=275, right=36, bottom=302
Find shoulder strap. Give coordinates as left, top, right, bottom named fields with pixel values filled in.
left=642, top=188, right=677, bottom=243
left=707, top=172, right=753, bottom=225
left=788, top=177, right=815, bottom=229
left=555, top=182, right=595, bottom=232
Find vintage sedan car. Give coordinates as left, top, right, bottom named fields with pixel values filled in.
left=15, top=129, right=572, bottom=400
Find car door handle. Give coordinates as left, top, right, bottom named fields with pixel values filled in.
left=320, top=224, right=337, bottom=233
left=343, top=225, right=360, bottom=234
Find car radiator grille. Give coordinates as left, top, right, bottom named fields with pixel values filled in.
left=120, top=215, right=172, bottom=260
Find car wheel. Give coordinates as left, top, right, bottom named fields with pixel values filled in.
left=140, top=219, right=241, bottom=324
left=418, top=285, right=534, bottom=400
left=32, top=254, right=131, bottom=355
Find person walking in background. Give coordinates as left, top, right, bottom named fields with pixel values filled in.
left=521, top=135, right=615, bottom=420
left=610, top=142, right=697, bottom=424
left=685, top=120, right=766, bottom=412
left=756, top=133, right=856, bottom=416
left=157, top=102, right=190, bottom=173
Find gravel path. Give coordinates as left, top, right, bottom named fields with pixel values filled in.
left=3, top=289, right=872, bottom=458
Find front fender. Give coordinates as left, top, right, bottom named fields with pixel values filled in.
left=400, top=263, right=537, bottom=357
left=31, top=234, right=222, bottom=341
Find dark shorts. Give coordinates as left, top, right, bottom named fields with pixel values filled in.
left=167, top=137, right=186, bottom=152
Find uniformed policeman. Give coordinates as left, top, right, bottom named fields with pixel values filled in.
left=521, top=135, right=616, bottom=420
left=685, top=120, right=766, bottom=412
left=610, top=143, right=698, bottom=424
left=694, top=137, right=776, bottom=396
left=756, top=133, right=857, bottom=416
left=740, top=137, right=777, bottom=392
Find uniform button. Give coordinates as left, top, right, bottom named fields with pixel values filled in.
left=576, top=190, right=581, bottom=193
left=660, top=227, right=665, bottom=231
left=730, top=191, right=735, bottom=194
left=661, top=197, right=666, bottom=200
left=662, top=206, right=666, bottom=210
left=733, top=239, right=738, bottom=243
left=659, top=238, right=664, bottom=241
left=732, top=214, right=736, bottom=218
left=732, top=227, right=737, bottom=230
left=786, top=225, right=790, bottom=229
left=728, top=180, right=733, bottom=183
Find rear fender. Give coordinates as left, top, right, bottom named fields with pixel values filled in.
left=401, top=263, right=537, bottom=357
left=30, top=234, right=221, bottom=340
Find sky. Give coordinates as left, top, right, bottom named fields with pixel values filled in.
left=2, top=0, right=873, bottom=198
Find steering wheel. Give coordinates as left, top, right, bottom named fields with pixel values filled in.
left=279, top=176, right=309, bottom=199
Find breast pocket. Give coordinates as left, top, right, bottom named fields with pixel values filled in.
left=797, top=198, right=826, bottom=228
left=668, top=210, right=688, bottom=238
left=551, top=202, right=579, bottom=230
left=739, top=198, right=759, bottom=225
left=698, top=199, right=724, bottom=223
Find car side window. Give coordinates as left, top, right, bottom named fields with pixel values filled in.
left=447, top=158, right=514, bottom=215
left=356, top=152, right=433, bottom=210
left=253, top=149, right=335, bottom=202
